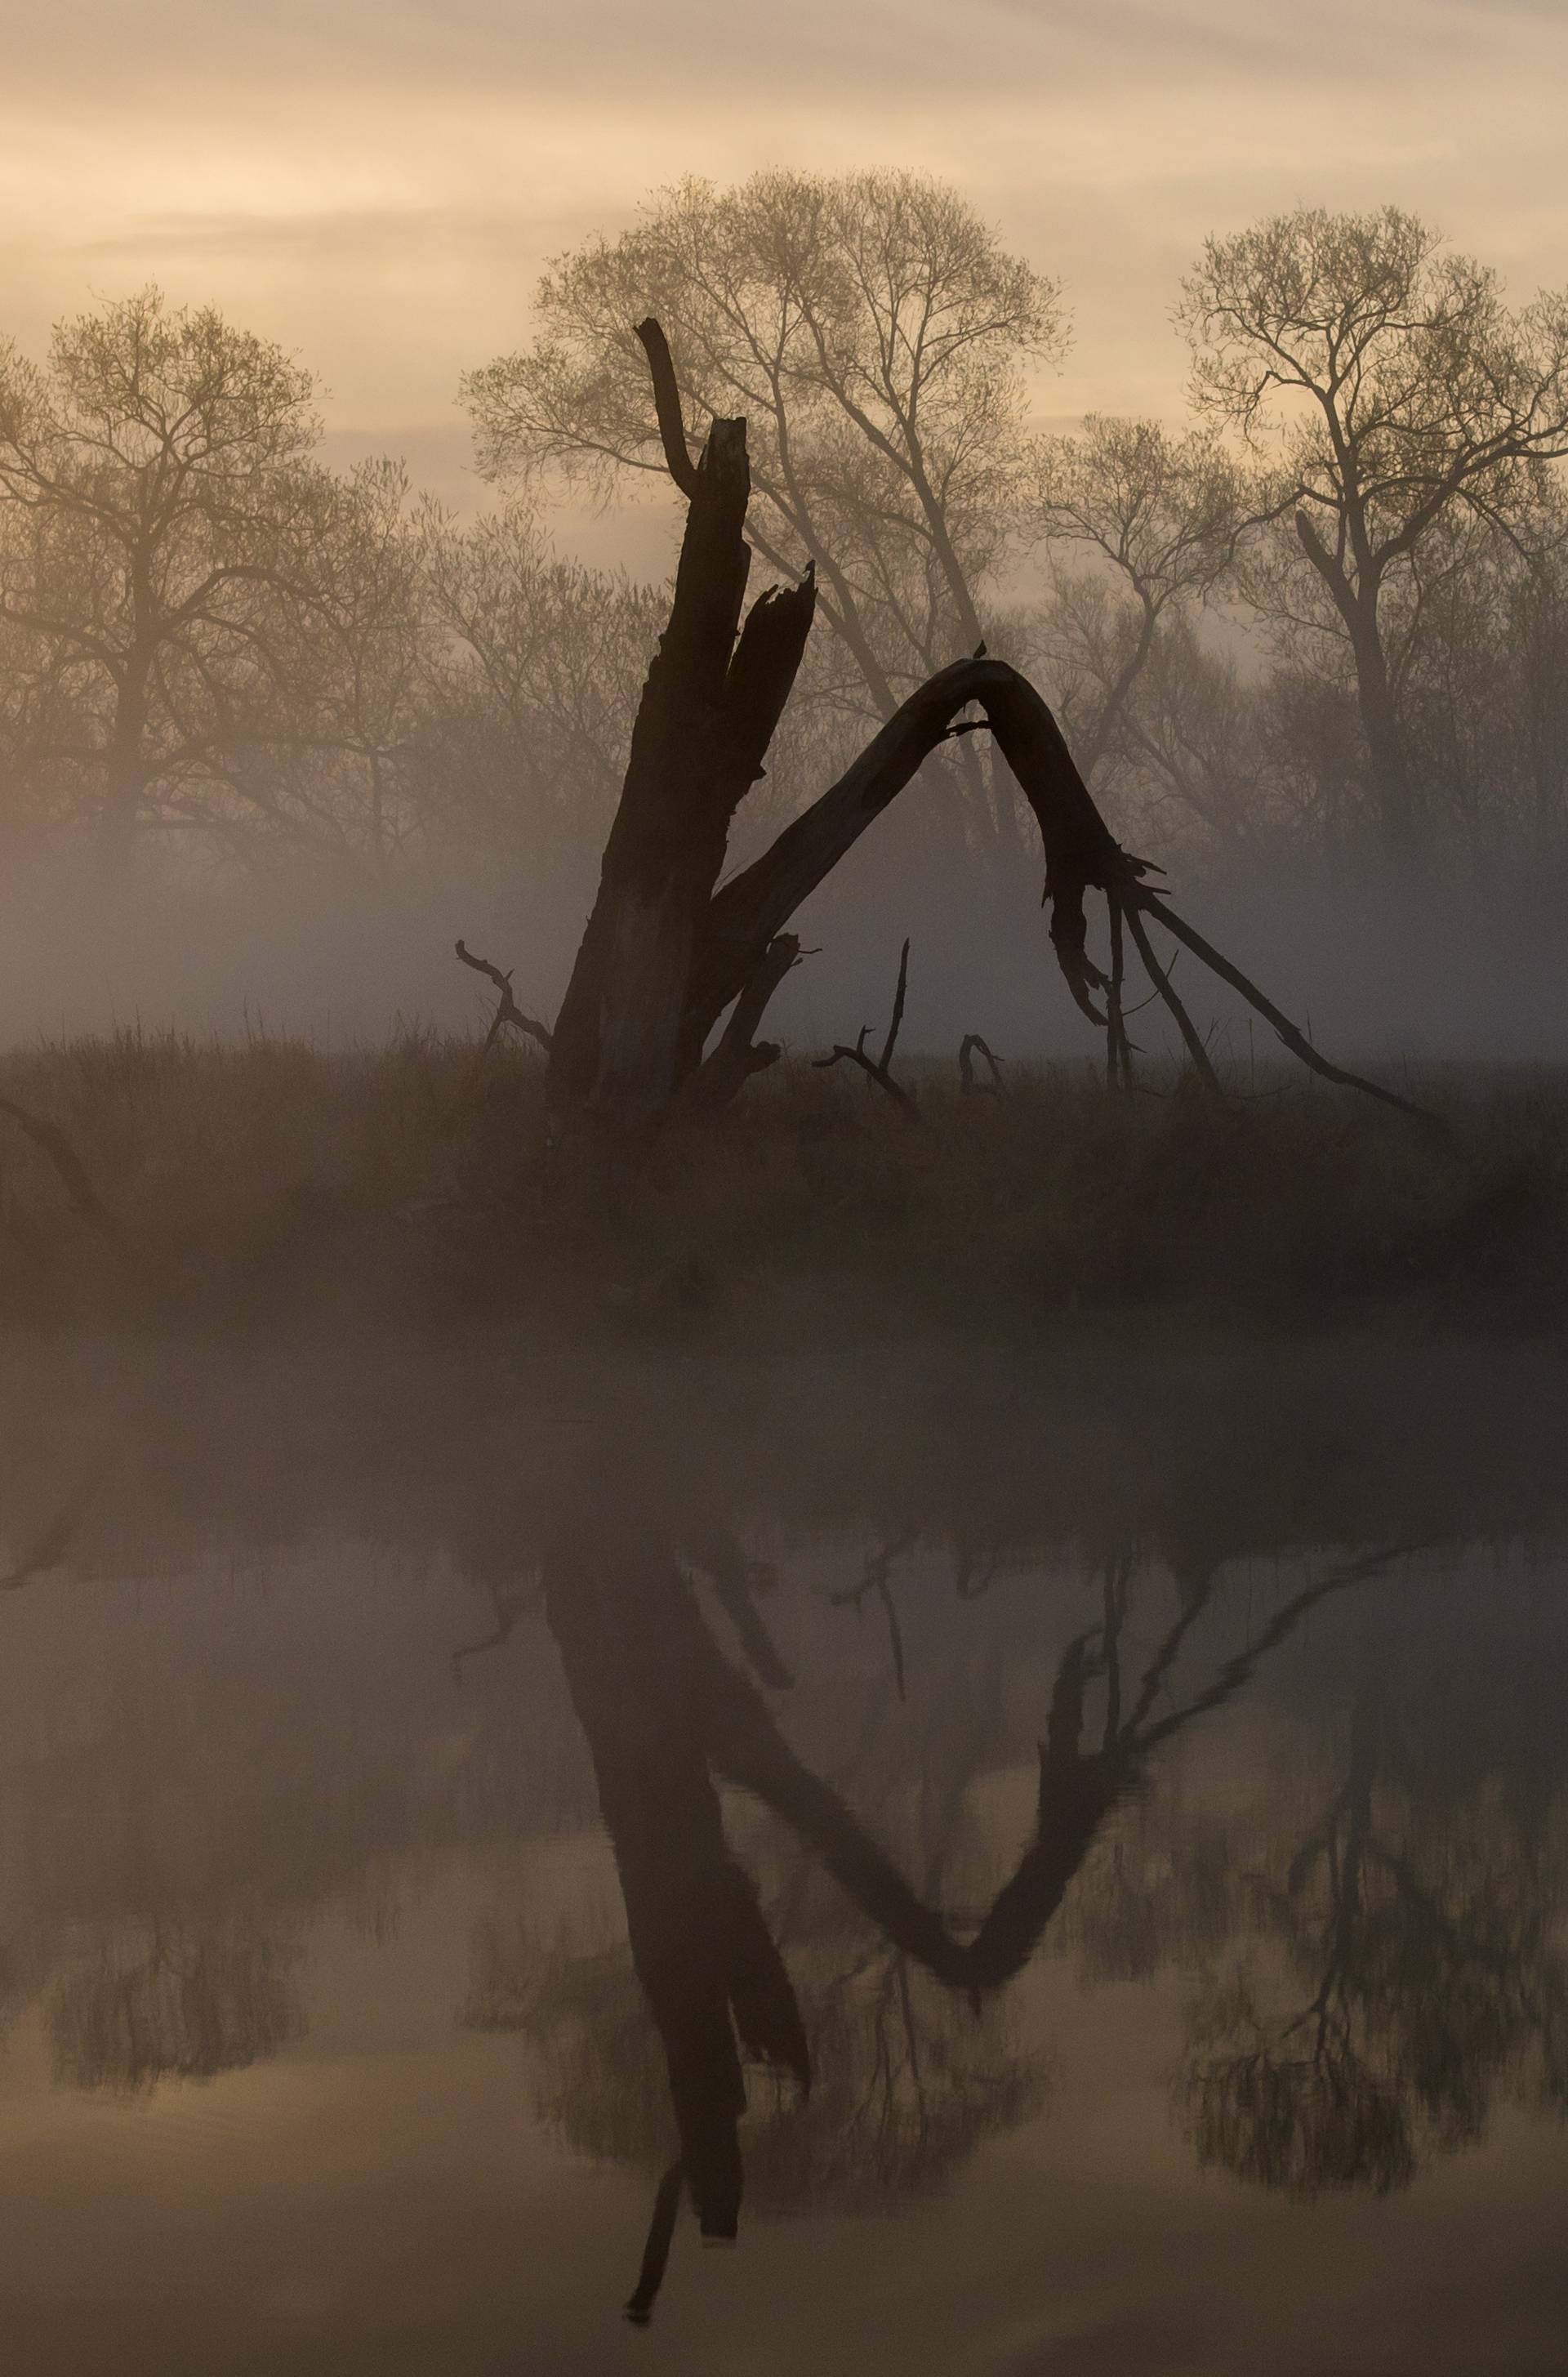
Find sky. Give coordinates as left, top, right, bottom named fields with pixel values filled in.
left=3, top=0, right=1567, bottom=558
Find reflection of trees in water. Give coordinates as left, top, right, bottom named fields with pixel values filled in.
left=1065, top=1613, right=1568, bottom=2198
left=1180, top=1688, right=1568, bottom=2196
left=466, top=1930, right=669, bottom=2170
left=742, top=1945, right=1045, bottom=2212
left=474, top=1490, right=1418, bottom=2317
left=467, top=1914, right=1044, bottom=2214
left=47, top=1914, right=305, bottom=2093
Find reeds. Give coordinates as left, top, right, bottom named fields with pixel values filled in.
left=0, top=1028, right=1563, bottom=1336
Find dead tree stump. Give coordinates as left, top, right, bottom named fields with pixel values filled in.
left=541, top=317, right=1432, bottom=1144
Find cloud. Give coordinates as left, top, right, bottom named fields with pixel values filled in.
left=2, top=0, right=1565, bottom=524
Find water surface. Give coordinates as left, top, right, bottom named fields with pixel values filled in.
left=2, top=1337, right=1565, bottom=2373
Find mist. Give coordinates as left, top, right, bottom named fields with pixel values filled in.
left=7, top=16, right=1568, bottom=2372
left=3, top=840, right=1566, bottom=1070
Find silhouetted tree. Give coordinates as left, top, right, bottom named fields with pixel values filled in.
left=1029, top=416, right=1242, bottom=787
left=464, top=172, right=1067, bottom=890
left=0, top=289, right=322, bottom=860
left=1179, top=207, right=1568, bottom=858
left=418, top=503, right=666, bottom=878
left=207, top=458, right=441, bottom=872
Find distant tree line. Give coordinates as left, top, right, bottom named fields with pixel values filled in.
left=3, top=181, right=1566, bottom=910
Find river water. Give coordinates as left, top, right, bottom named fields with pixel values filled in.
left=2, top=1336, right=1565, bottom=2373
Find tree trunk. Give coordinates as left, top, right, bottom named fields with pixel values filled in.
left=545, top=402, right=1131, bottom=1135
left=1293, top=511, right=1417, bottom=862
left=100, top=664, right=151, bottom=864
left=1346, top=604, right=1419, bottom=861
left=546, top=412, right=815, bottom=1132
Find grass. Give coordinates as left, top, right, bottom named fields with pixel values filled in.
left=0, top=1026, right=1565, bottom=1337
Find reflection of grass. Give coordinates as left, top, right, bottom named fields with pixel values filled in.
left=2, top=1030, right=1566, bottom=1329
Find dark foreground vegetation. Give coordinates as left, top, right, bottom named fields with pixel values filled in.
left=2, top=1030, right=1564, bottom=1338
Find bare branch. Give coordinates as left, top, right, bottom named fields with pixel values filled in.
left=1122, top=899, right=1223, bottom=1095
left=0, top=1096, right=128, bottom=1255
left=453, top=939, right=553, bottom=1055
left=957, top=1034, right=1004, bottom=1094
left=633, top=318, right=700, bottom=497
left=878, top=937, right=911, bottom=1073
left=1134, top=895, right=1437, bottom=1123
left=814, top=940, right=920, bottom=1119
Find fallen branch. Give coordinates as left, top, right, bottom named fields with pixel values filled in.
left=958, top=1034, right=1004, bottom=1095
left=0, top=1095, right=128, bottom=1255
left=454, top=939, right=553, bottom=1056
left=1134, top=896, right=1437, bottom=1124
left=814, top=938, right=919, bottom=1118
left=1122, top=900, right=1222, bottom=1096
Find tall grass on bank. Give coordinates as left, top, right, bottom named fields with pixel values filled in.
left=0, top=1027, right=1565, bottom=1333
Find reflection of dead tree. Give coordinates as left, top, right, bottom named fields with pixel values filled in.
left=542, top=1517, right=810, bottom=2281
left=624, top=2161, right=685, bottom=2323
left=831, top=1529, right=918, bottom=1701
left=957, top=1035, right=1004, bottom=1095
left=681, top=1523, right=795, bottom=1692
left=813, top=939, right=918, bottom=1120
left=453, top=939, right=553, bottom=1057
left=539, top=1487, right=1419, bottom=2319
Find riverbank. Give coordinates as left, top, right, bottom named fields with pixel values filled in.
left=1, top=1029, right=1564, bottom=1337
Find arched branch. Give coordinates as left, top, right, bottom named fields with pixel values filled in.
left=690, top=658, right=1140, bottom=1050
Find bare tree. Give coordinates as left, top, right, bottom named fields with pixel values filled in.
left=1178, top=207, right=1568, bottom=857
left=189, top=457, right=443, bottom=872
left=465, top=172, right=1062, bottom=711
left=419, top=502, right=666, bottom=873
left=1030, top=416, right=1242, bottom=787
left=0, top=288, right=322, bottom=863
left=464, top=172, right=1065, bottom=890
